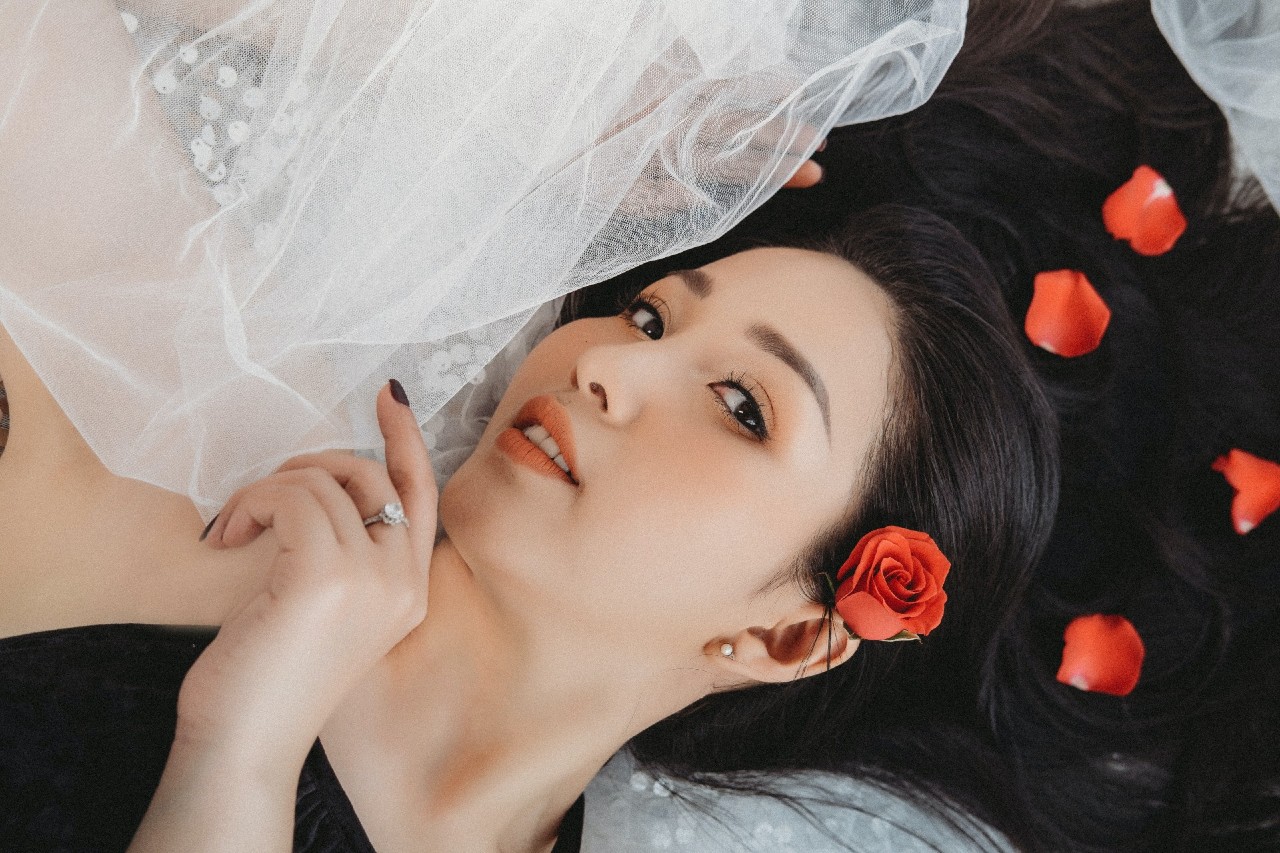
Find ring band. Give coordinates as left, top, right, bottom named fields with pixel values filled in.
left=363, top=502, right=409, bottom=528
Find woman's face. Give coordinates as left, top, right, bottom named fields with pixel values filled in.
left=440, top=247, right=895, bottom=666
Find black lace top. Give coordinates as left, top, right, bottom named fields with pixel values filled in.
left=0, top=624, right=583, bottom=852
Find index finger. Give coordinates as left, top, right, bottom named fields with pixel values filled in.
left=376, top=379, right=437, bottom=554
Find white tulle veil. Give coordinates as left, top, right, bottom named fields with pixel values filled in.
left=1153, top=0, right=1280, bottom=212
left=2, top=2, right=1278, bottom=510
left=0, top=0, right=966, bottom=514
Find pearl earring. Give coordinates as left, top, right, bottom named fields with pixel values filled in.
left=720, top=643, right=734, bottom=659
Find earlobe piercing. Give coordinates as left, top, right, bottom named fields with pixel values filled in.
left=720, top=643, right=735, bottom=659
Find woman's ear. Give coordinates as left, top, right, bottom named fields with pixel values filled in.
left=707, top=602, right=860, bottom=684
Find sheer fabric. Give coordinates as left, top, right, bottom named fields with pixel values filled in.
left=1153, top=0, right=1280, bottom=212
left=581, top=751, right=1014, bottom=852
left=0, top=0, right=965, bottom=513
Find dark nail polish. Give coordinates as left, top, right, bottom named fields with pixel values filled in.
left=389, top=378, right=411, bottom=407
left=199, top=514, right=219, bottom=542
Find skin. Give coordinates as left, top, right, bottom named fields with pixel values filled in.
left=0, top=247, right=894, bottom=852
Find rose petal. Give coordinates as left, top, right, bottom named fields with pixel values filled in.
left=1102, top=165, right=1187, bottom=256
left=1212, top=449, right=1280, bottom=534
left=900, top=588, right=947, bottom=636
left=1025, top=270, right=1111, bottom=357
left=835, top=591, right=905, bottom=641
left=1056, top=614, right=1145, bottom=696
left=867, top=536, right=900, bottom=568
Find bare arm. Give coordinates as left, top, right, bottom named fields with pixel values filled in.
left=129, top=383, right=436, bottom=850
left=129, top=737, right=300, bottom=853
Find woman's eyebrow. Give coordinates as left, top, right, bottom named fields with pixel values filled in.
left=667, top=267, right=831, bottom=440
left=747, top=323, right=831, bottom=441
left=668, top=268, right=714, bottom=299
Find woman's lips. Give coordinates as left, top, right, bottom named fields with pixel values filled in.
left=496, top=395, right=580, bottom=487
left=496, top=428, right=577, bottom=486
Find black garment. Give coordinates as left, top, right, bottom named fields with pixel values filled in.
left=0, top=624, right=584, bottom=852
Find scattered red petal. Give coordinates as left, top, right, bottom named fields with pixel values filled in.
left=1024, top=270, right=1111, bottom=357
left=1056, top=614, right=1145, bottom=696
left=1102, top=165, right=1187, bottom=255
left=1212, top=449, right=1280, bottom=534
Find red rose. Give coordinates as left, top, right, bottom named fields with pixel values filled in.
left=1024, top=270, right=1111, bottom=358
left=834, top=526, right=950, bottom=641
left=1212, top=448, right=1280, bottom=535
left=1056, top=614, right=1145, bottom=697
left=1101, top=165, right=1187, bottom=256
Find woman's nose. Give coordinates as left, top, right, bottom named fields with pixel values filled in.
left=586, top=381, right=608, bottom=411
left=571, top=342, right=662, bottom=423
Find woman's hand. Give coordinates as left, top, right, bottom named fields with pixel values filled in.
left=183, top=380, right=436, bottom=758
left=129, top=381, right=434, bottom=852
left=781, top=139, right=826, bottom=189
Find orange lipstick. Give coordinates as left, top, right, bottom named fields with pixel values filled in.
left=496, top=396, right=579, bottom=486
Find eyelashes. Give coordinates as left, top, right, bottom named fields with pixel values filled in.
left=619, top=295, right=772, bottom=442
left=713, top=371, right=769, bottom=441
left=622, top=294, right=668, bottom=340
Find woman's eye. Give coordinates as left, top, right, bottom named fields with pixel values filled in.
left=623, top=298, right=665, bottom=340
left=714, top=381, right=769, bottom=441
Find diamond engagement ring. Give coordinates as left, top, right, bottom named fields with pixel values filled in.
left=363, top=502, right=409, bottom=528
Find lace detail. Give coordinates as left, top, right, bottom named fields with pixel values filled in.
left=133, top=17, right=270, bottom=206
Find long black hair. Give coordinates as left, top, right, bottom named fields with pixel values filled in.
left=562, top=1, right=1280, bottom=850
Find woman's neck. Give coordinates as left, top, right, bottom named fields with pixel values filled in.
left=321, top=536, right=705, bottom=853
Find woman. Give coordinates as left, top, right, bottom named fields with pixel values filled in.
left=0, top=196, right=1056, bottom=850
left=3, top=1, right=1279, bottom=852
left=1, top=3, right=1011, bottom=848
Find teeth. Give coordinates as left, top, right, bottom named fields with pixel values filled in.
left=522, top=425, right=561, bottom=459
left=522, top=425, right=572, bottom=477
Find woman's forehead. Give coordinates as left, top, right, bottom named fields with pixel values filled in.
left=698, top=247, right=892, bottom=329
left=691, top=247, right=894, bottom=368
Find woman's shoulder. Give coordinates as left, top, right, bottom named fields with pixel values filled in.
left=581, top=751, right=1014, bottom=853
left=0, top=335, right=268, bottom=640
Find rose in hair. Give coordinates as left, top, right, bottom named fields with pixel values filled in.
left=834, top=526, right=950, bottom=642
left=1102, top=165, right=1187, bottom=256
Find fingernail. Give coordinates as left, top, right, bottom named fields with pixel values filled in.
left=816, top=139, right=828, bottom=152
left=389, top=378, right=411, bottom=407
left=199, top=513, right=219, bottom=542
